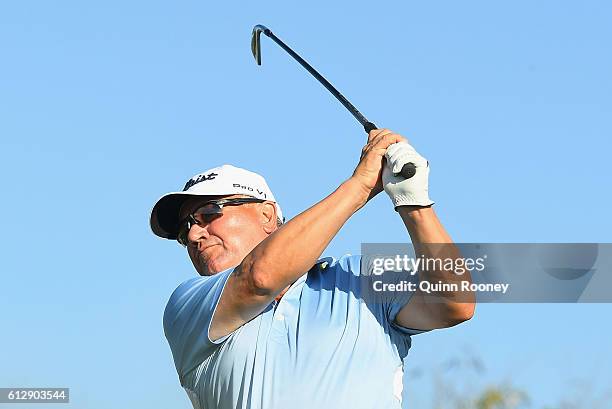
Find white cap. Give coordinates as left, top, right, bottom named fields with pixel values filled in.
left=150, top=164, right=283, bottom=239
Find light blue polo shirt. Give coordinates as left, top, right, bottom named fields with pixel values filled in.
left=163, top=254, right=426, bottom=409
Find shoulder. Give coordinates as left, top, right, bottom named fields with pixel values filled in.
left=167, top=276, right=204, bottom=302
left=309, top=254, right=362, bottom=274
left=305, top=255, right=364, bottom=290
left=163, top=269, right=234, bottom=329
left=165, top=275, right=214, bottom=311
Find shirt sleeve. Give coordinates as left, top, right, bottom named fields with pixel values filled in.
left=163, top=268, right=234, bottom=380
left=359, top=254, right=432, bottom=336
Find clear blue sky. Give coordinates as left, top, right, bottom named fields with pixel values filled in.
left=1, top=1, right=610, bottom=408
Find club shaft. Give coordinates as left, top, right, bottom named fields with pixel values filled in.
left=254, top=25, right=416, bottom=180
left=263, top=29, right=371, bottom=128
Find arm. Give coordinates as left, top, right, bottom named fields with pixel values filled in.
left=210, top=130, right=403, bottom=340
left=381, top=138, right=475, bottom=330
left=394, top=206, right=475, bottom=330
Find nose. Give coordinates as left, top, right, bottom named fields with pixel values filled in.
left=187, top=222, right=210, bottom=247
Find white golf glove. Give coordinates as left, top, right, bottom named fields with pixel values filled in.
left=382, top=141, right=434, bottom=209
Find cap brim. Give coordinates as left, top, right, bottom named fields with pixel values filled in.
left=150, top=192, right=195, bottom=240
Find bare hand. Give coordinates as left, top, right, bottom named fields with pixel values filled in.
left=351, top=129, right=407, bottom=199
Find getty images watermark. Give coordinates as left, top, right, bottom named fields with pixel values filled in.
left=369, top=253, right=510, bottom=295
left=360, top=243, right=612, bottom=303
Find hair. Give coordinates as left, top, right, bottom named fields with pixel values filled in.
left=276, top=217, right=284, bottom=228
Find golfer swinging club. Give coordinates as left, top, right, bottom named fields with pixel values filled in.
left=150, top=129, right=475, bottom=408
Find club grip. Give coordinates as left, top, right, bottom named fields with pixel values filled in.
left=363, top=122, right=416, bottom=179
left=364, top=121, right=378, bottom=134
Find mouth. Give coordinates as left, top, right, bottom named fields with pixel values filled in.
left=198, top=243, right=220, bottom=253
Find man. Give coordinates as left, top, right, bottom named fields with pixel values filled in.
left=150, top=129, right=475, bottom=408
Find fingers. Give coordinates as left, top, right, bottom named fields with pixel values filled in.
left=365, top=129, right=407, bottom=156
left=367, top=128, right=409, bottom=144
left=353, top=129, right=410, bottom=195
left=367, top=128, right=391, bottom=143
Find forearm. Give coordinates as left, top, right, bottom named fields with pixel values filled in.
left=399, top=206, right=474, bottom=305
left=241, top=178, right=368, bottom=296
left=398, top=206, right=452, bottom=244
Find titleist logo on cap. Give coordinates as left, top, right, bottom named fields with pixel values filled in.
left=183, top=172, right=218, bottom=191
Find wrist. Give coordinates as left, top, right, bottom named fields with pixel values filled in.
left=397, top=205, right=435, bottom=222
left=342, top=177, right=372, bottom=210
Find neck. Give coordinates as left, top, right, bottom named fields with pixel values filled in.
left=274, top=285, right=291, bottom=302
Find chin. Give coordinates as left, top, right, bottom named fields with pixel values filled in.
left=200, top=257, right=235, bottom=276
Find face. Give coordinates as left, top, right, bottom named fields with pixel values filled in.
left=178, top=195, right=278, bottom=276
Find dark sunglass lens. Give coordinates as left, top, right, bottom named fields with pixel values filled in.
left=195, top=203, right=223, bottom=214
left=193, top=204, right=222, bottom=222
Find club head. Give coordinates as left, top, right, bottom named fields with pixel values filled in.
left=251, top=24, right=270, bottom=66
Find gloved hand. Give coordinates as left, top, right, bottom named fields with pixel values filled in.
left=382, top=141, right=434, bottom=209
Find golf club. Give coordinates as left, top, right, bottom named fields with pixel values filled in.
left=251, top=24, right=417, bottom=180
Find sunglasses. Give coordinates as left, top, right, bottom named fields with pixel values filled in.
left=177, top=197, right=266, bottom=246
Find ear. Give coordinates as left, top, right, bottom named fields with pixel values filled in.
left=260, top=202, right=277, bottom=234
